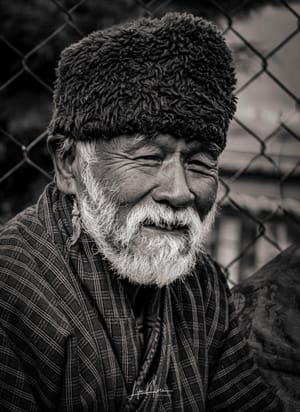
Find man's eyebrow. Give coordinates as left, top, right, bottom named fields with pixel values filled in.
left=194, top=143, right=221, bottom=159
left=125, top=134, right=158, bottom=153
left=186, top=141, right=221, bottom=159
left=207, top=143, right=222, bottom=159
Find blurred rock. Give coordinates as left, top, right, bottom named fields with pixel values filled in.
left=232, top=243, right=300, bottom=411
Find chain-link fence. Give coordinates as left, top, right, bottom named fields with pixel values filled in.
left=1, top=0, right=299, bottom=285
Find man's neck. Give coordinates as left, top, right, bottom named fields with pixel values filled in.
left=123, top=280, right=141, bottom=309
left=122, top=279, right=158, bottom=318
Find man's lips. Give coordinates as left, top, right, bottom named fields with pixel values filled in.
left=141, top=222, right=188, bottom=233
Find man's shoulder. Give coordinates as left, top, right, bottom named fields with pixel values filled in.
left=0, top=204, right=45, bottom=266
left=0, top=203, right=41, bottom=238
left=0, top=202, right=61, bottom=307
left=0, top=204, right=72, bottom=333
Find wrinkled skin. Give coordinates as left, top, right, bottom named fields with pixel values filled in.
left=65, top=134, right=220, bottom=231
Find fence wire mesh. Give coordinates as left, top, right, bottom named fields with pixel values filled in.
left=1, top=0, right=299, bottom=285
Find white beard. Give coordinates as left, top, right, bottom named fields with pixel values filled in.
left=77, top=162, right=216, bottom=287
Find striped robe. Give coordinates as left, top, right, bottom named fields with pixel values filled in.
left=0, top=183, right=282, bottom=411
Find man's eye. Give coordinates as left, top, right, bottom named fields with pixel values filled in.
left=136, top=155, right=162, bottom=162
left=187, top=160, right=216, bottom=174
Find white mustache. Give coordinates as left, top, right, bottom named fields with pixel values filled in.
left=127, top=202, right=199, bottom=225
left=115, top=202, right=203, bottom=248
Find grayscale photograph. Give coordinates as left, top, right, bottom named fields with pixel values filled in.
left=0, top=0, right=299, bottom=410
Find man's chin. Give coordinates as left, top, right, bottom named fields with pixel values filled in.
left=119, top=230, right=190, bottom=255
left=102, top=242, right=197, bottom=287
left=116, top=256, right=196, bottom=288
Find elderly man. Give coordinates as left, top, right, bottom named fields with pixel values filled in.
left=0, top=13, right=282, bottom=411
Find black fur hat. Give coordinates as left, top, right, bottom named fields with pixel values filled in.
left=48, top=12, right=237, bottom=152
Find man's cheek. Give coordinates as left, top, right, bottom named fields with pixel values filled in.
left=194, top=182, right=218, bottom=220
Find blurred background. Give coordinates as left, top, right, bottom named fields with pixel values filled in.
left=0, top=0, right=299, bottom=285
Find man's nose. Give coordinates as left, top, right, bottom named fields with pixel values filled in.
left=152, top=160, right=195, bottom=208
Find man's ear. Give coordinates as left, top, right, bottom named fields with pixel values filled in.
left=53, top=143, right=79, bottom=195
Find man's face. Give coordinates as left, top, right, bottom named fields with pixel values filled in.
left=73, top=134, right=219, bottom=287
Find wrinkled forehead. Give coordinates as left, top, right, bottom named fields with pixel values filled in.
left=94, top=133, right=222, bottom=159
